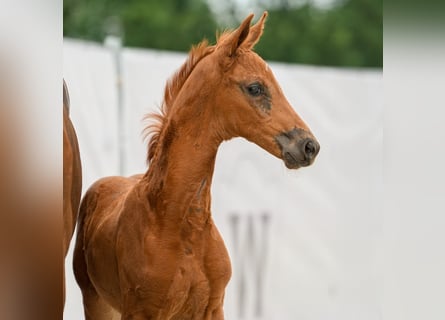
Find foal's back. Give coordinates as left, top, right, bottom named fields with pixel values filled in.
left=79, top=174, right=142, bottom=235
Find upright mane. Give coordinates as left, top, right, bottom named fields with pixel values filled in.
left=144, top=40, right=215, bottom=164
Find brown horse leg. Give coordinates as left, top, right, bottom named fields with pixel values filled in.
left=204, top=305, right=224, bottom=320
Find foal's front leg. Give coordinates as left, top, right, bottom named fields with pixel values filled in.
left=203, top=296, right=225, bottom=320
left=120, top=288, right=175, bottom=320
left=204, top=308, right=224, bottom=320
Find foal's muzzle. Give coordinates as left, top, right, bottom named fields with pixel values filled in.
left=275, top=128, right=320, bottom=169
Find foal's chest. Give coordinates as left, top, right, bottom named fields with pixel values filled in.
left=137, top=221, right=232, bottom=317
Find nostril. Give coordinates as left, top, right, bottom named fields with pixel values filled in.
left=303, top=139, right=319, bottom=159
left=305, top=141, right=315, bottom=156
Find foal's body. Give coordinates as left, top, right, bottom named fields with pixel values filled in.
left=76, top=173, right=230, bottom=319
left=74, top=12, right=319, bottom=319
left=76, top=113, right=231, bottom=318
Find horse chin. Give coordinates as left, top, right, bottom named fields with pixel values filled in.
left=284, top=161, right=301, bottom=170
left=282, top=156, right=301, bottom=169
left=282, top=152, right=312, bottom=169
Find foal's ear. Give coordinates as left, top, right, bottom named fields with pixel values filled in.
left=219, top=13, right=254, bottom=58
left=243, top=11, right=268, bottom=50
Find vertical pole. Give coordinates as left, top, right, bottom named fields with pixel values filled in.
left=115, top=39, right=124, bottom=175
left=104, top=18, right=124, bottom=175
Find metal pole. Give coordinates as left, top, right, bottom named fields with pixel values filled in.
left=104, top=17, right=124, bottom=175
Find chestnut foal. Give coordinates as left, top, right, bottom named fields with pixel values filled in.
left=74, top=12, right=319, bottom=320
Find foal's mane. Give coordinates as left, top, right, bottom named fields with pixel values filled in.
left=143, top=40, right=216, bottom=164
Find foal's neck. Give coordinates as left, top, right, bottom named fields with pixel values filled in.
left=143, top=100, right=222, bottom=226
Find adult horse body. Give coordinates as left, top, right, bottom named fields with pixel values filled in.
left=63, top=79, right=82, bottom=305
left=63, top=80, right=82, bottom=257
left=74, top=12, right=319, bottom=320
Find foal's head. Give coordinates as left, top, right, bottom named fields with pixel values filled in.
left=206, top=12, right=320, bottom=169
left=148, top=12, right=319, bottom=170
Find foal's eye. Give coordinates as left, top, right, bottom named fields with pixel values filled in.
left=246, top=83, right=264, bottom=97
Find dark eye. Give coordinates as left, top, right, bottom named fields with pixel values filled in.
left=246, top=83, right=264, bottom=97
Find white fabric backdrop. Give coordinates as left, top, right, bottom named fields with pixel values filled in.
left=63, top=38, right=382, bottom=320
